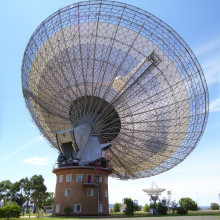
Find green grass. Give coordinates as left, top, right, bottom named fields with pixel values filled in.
left=1, top=211, right=220, bottom=220
left=111, top=210, right=220, bottom=217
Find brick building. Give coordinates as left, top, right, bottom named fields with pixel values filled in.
left=53, top=163, right=111, bottom=215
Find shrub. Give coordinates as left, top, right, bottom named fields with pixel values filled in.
left=176, top=206, right=188, bottom=215
left=0, top=204, right=21, bottom=219
left=64, top=206, right=73, bottom=216
left=0, top=207, right=5, bottom=218
left=143, top=203, right=149, bottom=212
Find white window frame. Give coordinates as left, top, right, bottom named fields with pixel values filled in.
left=74, top=204, right=82, bottom=213
left=76, top=174, right=83, bottom=182
left=59, top=175, right=63, bottom=183
left=87, top=188, right=93, bottom=197
left=55, top=204, right=60, bottom=213
left=65, top=188, right=71, bottom=197
left=97, top=175, right=102, bottom=183
left=66, top=174, right=72, bottom=182
left=98, top=204, right=103, bottom=213
left=105, top=189, right=108, bottom=197
left=104, top=176, right=107, bottom=184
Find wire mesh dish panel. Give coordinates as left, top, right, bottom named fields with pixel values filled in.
left=22, top=0, right=209, bottom=179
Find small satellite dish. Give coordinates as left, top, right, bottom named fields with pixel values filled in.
left=22, top=0, right=208, bottom=179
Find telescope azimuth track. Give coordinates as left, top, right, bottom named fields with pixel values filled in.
left=22, top=0, right=209, bottom=179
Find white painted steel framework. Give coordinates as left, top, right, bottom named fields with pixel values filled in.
left=22, top=0, right=209, bottom=179
left=143, top=182, right=165, bottom=203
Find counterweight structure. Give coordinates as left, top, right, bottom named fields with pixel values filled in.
left=21, top=0, right=209, bottom=215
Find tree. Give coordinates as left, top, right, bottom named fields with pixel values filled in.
left=179, top=197, right=198, bottom=211
left=133, top=200, right=139, bottom=211
left=138, top=205, right=143, bottom=211
left=2, top=201, right=18, bottom=206
left=10, top=179, right=26, bottom=208
left=113, top=203, right=121, bottom=212
left=0, top=176, right=52, bottom=215
left=43, top=192, right=54, bottom=207
left=210, top=203, right=219, bottom=210
left=123, top=198, right=135, bottom=216
left=143, top=203, right=149, bottom=212
left=157, top=198, right=168, bottom=215
left=149, top=202, right=157, bottom=209
left=30, top=175, right=47, bottom=213
left=170, top=200, right=178, bottom=215
left=23, top=177, right=32, bottom=211
left=0, top=180, right=12, bottom=204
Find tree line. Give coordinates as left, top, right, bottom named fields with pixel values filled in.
left=0, top=175, right=53, bottom=213
left=113, top=197, right=220, bottom=216
left=112, top=197, right=200, bottom=216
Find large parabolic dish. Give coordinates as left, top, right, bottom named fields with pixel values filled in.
left=22, top=0, right=209, bottom=179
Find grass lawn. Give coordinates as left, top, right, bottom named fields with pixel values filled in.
left=111, top=210, right=220, bottom=217
left=1, top=210, right=220, bottom=220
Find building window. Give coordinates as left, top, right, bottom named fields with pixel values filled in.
left=74, top=204, right=82, bottom=212
left=105, top=189, right=108, bottom=197
left=87, top=188, right=93, bottom=197
left=65, top=188, right=71, bottom=197
left=104, top=176, right=107, bottom=184
left=76, top=174, right=83, bottom=182
left=66, top=174, right=72, bottom=182
left=98, top=204, right=103, bottom=213
left=59, top=175, right=63, bottom=183
left=55, top=204, right=60, bottom=213
left=87, top=174, right=93, bottom=183
left=97, top=175, right=102, bottom=183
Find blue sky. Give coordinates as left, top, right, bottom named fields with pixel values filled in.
left=0, top=0, right=220, bottom=206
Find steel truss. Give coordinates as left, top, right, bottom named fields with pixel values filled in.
left=22, top=0, right=209, bottom=179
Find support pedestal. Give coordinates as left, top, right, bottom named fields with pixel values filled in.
left=52, top=166, right=111, bottom=215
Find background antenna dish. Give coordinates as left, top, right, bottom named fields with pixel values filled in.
left=22, top=0, right=209, bottom=179
left=143, top=182, right=166, bottom=203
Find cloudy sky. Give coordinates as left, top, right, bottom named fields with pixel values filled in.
left=1, top=0, right=220, bottom=207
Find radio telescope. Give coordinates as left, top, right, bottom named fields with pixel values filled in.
left=143, top=182, right=165, bottom=203
left=21, top=0, right=208, bottom=215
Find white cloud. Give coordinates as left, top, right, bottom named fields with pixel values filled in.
left=0, top=136, right=43, bottom=163
left=209, top=98, right=220, bottom=112
left=23, top=156, right=49, bottom=165
left=193, top=36, right=220, bottom=85
left=202, top=56, right=220, bottom=85
left=194, top=37, right=220, bottom=56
